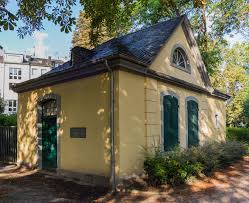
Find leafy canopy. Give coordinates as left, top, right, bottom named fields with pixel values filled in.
left=211, top=42, right=249, bottom=127
left=0, top=0, right=77, bottom=37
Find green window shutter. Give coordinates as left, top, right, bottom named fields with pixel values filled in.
left=187, top=100, right=199, bottom=148
left=163, top=95, right=179, bottom=151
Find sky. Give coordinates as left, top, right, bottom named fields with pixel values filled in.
left=0, top=0, right=82, bottom=60
left=0, top=1, right=245, bottom=61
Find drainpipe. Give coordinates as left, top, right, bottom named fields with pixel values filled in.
left=104, top=59, right=116, bottom=193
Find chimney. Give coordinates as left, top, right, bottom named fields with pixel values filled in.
left=48, top=56, right=52, bottom=61
left=0, top=46, right=4, bottom=63
left=0, top=45, right=4, bottom=55
left=71, top=46, right=92, bottom=66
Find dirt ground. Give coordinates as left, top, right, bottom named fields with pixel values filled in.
left=1, top=157, right=249, bottom=203
left=0, top=164, right=108, bottom=202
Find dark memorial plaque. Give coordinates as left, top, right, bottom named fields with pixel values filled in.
left=70, top=128, right=86, bottom=138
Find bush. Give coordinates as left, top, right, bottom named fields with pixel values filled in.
left=0, top=114, right=17, bottom=126
left=227, top=127, right=249, bottom=143
left=144, top=141, right=247, bottom=186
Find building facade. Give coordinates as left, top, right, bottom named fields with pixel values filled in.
left=14, top=16, right=230, bottom=186
left=0, top=46, right=63, bottom=114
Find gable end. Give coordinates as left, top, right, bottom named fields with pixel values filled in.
left=181, top=17, right=212, bottom=89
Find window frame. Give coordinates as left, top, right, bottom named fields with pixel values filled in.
left=8, top=100, right=17, bottom=114
left=185, top=96, right=199, bottom=148
left=32, top=68, right=38, bottom=76
left=41, top=69, right=47, bottom=75
left=170, top=44, right=191, bottom=74
left=9, top=68, right=22, bottom=80
left=9, top=83, right=16, bottom=90
left=214, top=112, right=220, bottom=129
left=160, top=91, right=180, bottom=151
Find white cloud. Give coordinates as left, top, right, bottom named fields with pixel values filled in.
left=27, top=31, right=49, bottom=58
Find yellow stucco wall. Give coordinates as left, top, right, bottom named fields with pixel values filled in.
left=17, top=73, right=111, bottom=176
left=116, top=71, right=226, bottom=177
left=150, top=24, right=205, bottom=88
left=17, top=24, right=226, bottom=179
left=117, top=71, right=146, bottom=177
left=145, top=77, right=226, bottom=151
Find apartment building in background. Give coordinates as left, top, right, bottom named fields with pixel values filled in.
left=0, top=45, right=64, bottom=114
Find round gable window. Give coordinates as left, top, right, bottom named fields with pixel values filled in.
left=171, top=46, right=190, bottom=72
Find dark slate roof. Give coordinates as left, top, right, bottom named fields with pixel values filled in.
left=49, top=16, right=184, bottom=74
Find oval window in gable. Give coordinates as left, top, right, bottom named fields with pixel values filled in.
left=171, top=46, right=191, bottom=72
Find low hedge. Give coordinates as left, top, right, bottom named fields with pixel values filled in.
left=0, top=114, right=17, bottom=126
left=227, top=127, right=249, bottom=143
left=144, top=141, right=247, bottom=186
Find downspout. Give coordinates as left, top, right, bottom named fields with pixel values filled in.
left=104, top=59, right=116, bottom=193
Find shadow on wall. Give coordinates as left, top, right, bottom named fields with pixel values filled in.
left=18, top=88, right=54, bottom=167
left=18, top=73, right=114, bottom=176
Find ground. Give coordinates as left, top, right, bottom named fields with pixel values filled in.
left=1, top=157, right=249, bottom=202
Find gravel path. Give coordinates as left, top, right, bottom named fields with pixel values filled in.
left=97, top=157, right=249, bottom=203
left=1, top=158, right=249, bottom=202
left=0, top=164, right=108, bottom=202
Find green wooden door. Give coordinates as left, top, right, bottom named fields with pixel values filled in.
left=42, top=116, right=57, bottom=169
left=163, top=95, right=179, bottom=151
left=187, top=100, right=199, bottom=148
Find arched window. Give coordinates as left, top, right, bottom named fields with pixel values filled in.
left=171, top=46, right=190, bottom=72
left=42, top=99, right=57, bottom=117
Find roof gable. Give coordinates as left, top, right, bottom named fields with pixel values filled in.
left=49, top=16, right=184, bottom=74
left=89, top=16, right=183, bottom=64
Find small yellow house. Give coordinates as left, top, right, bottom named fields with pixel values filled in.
left=14, top=16, right=230, bottom=186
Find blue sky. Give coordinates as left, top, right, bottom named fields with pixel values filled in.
left=0, top=1, right=245, bottom=60
left=0, top=0, right=82, bottom=60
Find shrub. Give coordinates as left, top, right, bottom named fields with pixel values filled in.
left=144, top=141, right=247, bottom=186
left=0, top=114, right=17, bottom=126
left=227, top=127, right=249, bottom=143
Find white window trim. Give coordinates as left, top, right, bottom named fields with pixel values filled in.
left=8, top=100, right=17, bottom=114
left=9, top=68, right=22, bottom=80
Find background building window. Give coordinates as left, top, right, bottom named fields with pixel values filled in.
left=41, top=69, right=47, bottom=75
left=9, top=83, right=16, bottom=90
left=8, top=100, right=17, bottom=113
left=9, top=68, right=22, bottom=79
left=32, top=68, right=38, bottom=75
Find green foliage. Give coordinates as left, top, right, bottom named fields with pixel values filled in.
left=243, top=93, right=249, bottom=126
left=79, top=0, right=134, bottom=46
left=224, top=42, right=249, bottom=70
left=72, top=11, right=114, bottom=48
left=0, top=0, right=76, bottom=36
left=227, top=127, right=249, bottom=143
left=144, top=141, right=247, bottom=186
left=2, top=1, right=248, bottom=70
left=0, top=97, right=5, bottom=114
left=0, top=114, right=17, bottom=126
left=211, top=42, right=249, bottom=127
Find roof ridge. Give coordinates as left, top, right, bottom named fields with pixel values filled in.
left=92, top=15, right=184, bottom=51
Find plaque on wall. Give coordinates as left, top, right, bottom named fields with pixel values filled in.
left=70, top=128, right=86, bottom=138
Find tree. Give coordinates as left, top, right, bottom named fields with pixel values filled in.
left=1, top=0, right=248, bottom=73
left=211, top=43, right=249, bottom=127
left=134, top=0, right=248, bottom=74
left=72, top=11, right=113, bottom=49
left=242, top=92, right=249, bottom=127
left=76, top=0, right=248, bottom=73
left=0, top=97, right=5, bottom=114
left=0, top=0, right=77, bottom=37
